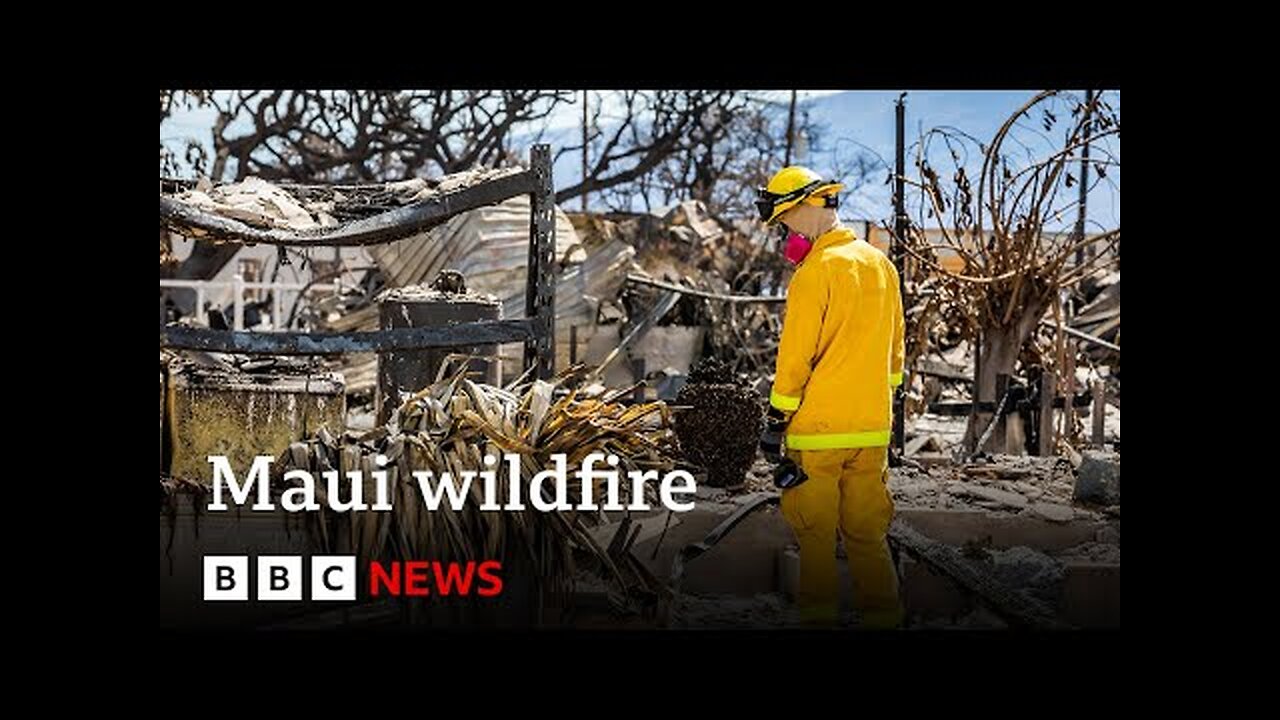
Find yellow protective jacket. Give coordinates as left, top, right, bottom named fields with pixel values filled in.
left=769, top=226, right=904, bottom=450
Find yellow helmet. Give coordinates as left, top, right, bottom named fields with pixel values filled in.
left=755, top=166, right=844, bottom=225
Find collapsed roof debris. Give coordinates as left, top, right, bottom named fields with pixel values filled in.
left=160, top=167, right=532, bottom=247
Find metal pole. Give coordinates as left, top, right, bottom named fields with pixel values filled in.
left=892, top=93, right=907, bottom=455
left=582, top=90, right=589, bottom=213
left=1074, top=89, right=1093, bottom=267
left=784, top=90, right=798, bottom=167
left=525, top=144, right=556, bottom=380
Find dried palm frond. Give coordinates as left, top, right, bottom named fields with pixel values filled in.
left=274, top=362, right=680, bottom=624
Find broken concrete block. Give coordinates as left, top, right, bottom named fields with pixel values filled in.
left=1030, top=502, right=1076, bottom=524
left=1075, top=450, right=1121, bottom=504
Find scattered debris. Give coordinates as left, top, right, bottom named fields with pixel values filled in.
left=887, top=452, right=1110, bottom=518
left=888, top=518, right=1071, bottom=630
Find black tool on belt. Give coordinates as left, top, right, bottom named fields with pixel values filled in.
left=761, top=405, right=809, bottom=489
left=773, top=458, right=808, bottom=489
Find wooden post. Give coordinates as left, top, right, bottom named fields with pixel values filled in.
left=1092, top=379, right=1106, bottom=448
left=1006, top=403, right=1024, bottom=456
left=968, top=330, right=983, bottom=456
left=1038, top=371, right=1056, bottom=456
left=569, top=325, right=578, bottom=365
left=160, top=368, right=166, bottom=473
left=581, top=90, right=589, bottom=213
left=1062, top=342, right=1077, bottom=442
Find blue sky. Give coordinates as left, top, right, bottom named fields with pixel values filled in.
left=815, top=91, right=1119, bottom=232
left=162, top=90, right=1118, bottom=232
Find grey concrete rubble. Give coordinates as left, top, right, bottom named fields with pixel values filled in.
left=1075, top=450, right=1121, bottom=504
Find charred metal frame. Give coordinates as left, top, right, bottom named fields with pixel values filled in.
left=159, top=145, right=558, bottom=379
left=523, top=145, right=556, bottom=379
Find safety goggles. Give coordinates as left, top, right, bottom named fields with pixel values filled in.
left=754, top=180, right=824, bottom=223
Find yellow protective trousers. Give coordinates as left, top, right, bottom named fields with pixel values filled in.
left=780, top=446, right=903, bottom=628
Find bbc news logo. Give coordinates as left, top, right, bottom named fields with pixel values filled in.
left=203, top=556, right=356, bottom=601
left=203, top=556, right=503, bottom=601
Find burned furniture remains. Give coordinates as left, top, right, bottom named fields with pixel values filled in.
left=159, top=145, right=558, bottom=380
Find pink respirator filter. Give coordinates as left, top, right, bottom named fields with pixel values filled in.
left=783, top=232, right=812, bottom=265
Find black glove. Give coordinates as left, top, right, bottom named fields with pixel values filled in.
left=759, top=406, right=787, bottom=464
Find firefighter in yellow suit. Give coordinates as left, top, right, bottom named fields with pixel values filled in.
left=755, top=166, right=905, bottom=629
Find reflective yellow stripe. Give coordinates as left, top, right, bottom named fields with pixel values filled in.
left=786, top=430, right=891, bottom=450
left=890, top=371, right=903, bottom=387
left=770, top=389, right=801, bottom=411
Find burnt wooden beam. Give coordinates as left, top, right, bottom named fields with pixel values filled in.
left=159, top=168, right=534, bottom=247
left=160, top=320, right=535, bottom=355
left=1038, top=372, right=1056, bottom=456
left=1092, top=380, right=1107, bottom=447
